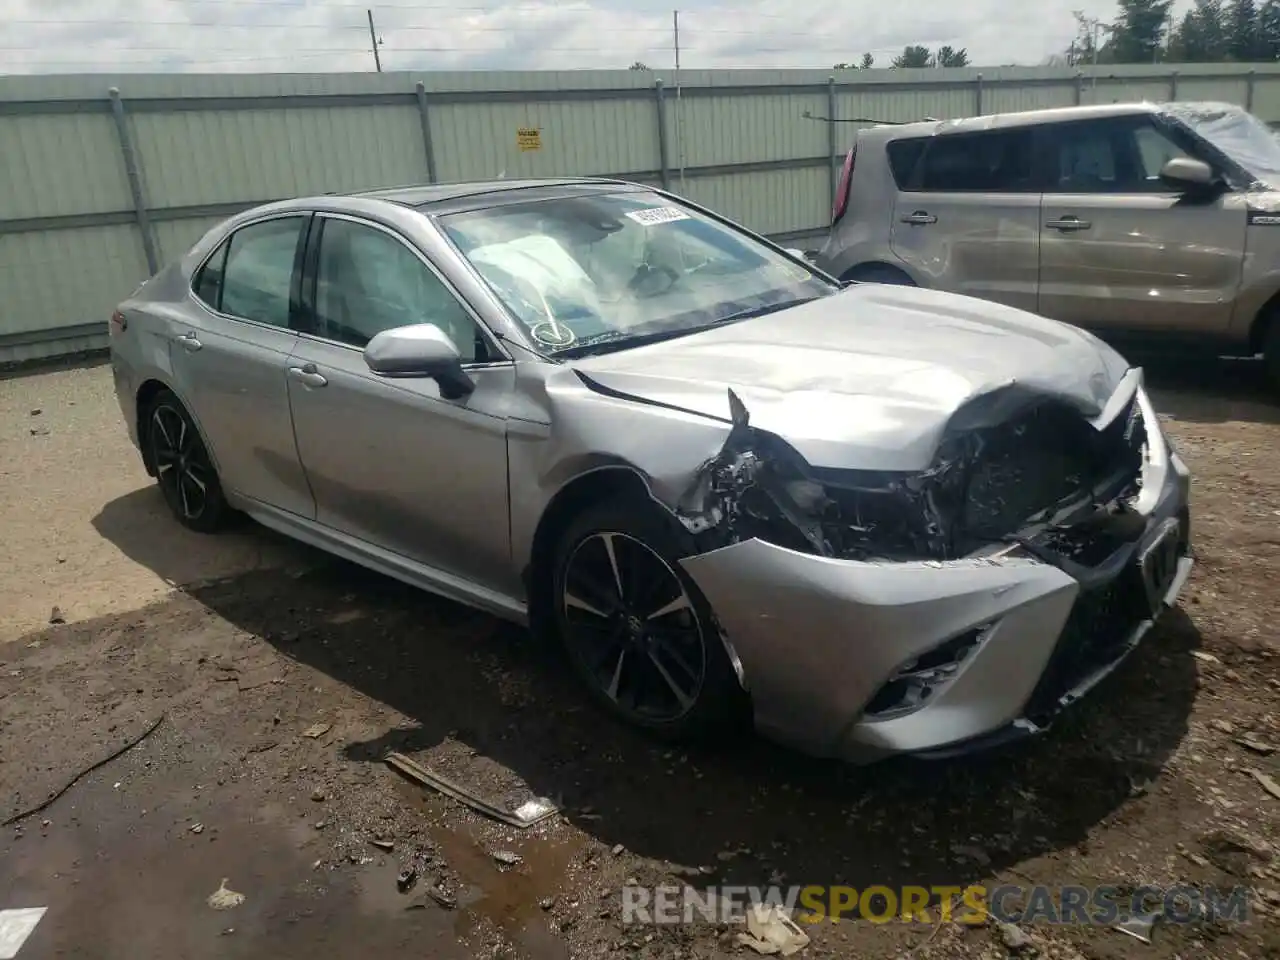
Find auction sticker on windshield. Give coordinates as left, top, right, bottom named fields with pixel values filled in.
left=626, top=206, right=690, bottom=226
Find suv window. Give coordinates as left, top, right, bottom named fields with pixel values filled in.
left=886, top=138, right=927, bottom=189
left=217, top=217, right=306, bottom=326
left=911, top=129, right=1035, bottom=192
left=313, top=218, right=484, bottom=360
left=1045, top=116, right=1192, bottom=193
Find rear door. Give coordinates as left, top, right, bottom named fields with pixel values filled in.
left=1035, top=113, right=1247, bottom=335
left=889, top=126, right=1042, bottom=312
left=171, top=214, right=316, bottom=518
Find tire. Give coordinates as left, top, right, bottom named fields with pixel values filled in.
left=1264, top=318, right=1280, bottom=391
left=843, top=263, right=916, bottom=286
left=142, top=389, right=232, bottom=533
left=550, top=495, right=747, bottom=741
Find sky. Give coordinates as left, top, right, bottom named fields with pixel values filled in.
left=2, top=0, right=1195, bottom=74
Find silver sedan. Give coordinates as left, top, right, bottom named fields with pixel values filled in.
left=108, top=178, right=1193, bottom=762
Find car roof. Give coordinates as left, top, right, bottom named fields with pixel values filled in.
left=353, top=177, right=652, bottom=212
left=869, top=100, right=1172, bottom=140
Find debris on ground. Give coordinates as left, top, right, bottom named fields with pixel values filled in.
left=369, top=838, right=394, bottom=852
left=302, top=722, right=332, bottom=739
left=492, top=849, right=523, bottom=868
left=207, top=878, right=246, bottom=910
left=190, top=823, right=204, bottom=834
left=1115, top=912, right=1159, bottom=944
left=1236, top=735, right=1277, bottom=755
left=1247, top=768, right=1280, bottom=800
left=396, top=866, right=417, bottom=892
left=736, top=904, right=810, bottom=956
left=385, top=752, right=558, bottom=828
left=994, top=920, right=1033, bottom=952
left=2, top=714, right=165, bottom=827
left=310, top=788, right=326, bottom=803
left=1191, top=650, right=1220, bottom=663
left=48, top=606, right=64, bottom=625
left=427, top=885, right=457, bottom=910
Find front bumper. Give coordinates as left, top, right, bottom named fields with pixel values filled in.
left=680, top=401, right=1192, bottom=764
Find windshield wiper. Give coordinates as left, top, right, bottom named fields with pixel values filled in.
left=556, top=297, right=822, bottom=359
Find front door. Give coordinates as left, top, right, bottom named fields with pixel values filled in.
left=889, top=125, right=1041, bottom=313
left=171, top=214, right=315, bottom=518
left=284, top=214, right=515, bottom=596
left=1036, top=114, right=1248, bottom=336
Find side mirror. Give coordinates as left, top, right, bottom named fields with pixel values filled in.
left=1160, top=157, right=1216, bottom=192
left=364, top=323, right=474, bottom=399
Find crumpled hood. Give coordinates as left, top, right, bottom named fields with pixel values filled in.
left=570, top=283, right=1133, bottom=472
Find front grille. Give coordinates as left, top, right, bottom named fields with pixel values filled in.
left=1024, top=565, right=1151, bottom=723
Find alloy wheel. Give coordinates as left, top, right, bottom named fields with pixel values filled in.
left=150, top=404, right=212, bottom=522
left=560, top=531, right=707, bottom=722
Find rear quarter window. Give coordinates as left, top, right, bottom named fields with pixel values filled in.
left=886, top=138, right=928, bottom=189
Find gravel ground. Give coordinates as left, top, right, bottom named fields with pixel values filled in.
left=2, top=356, right=1280, bottom=959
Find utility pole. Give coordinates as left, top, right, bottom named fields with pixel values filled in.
left=367, top=9, right=383, bottom=72
left=673, top=9, right=685, bottom=191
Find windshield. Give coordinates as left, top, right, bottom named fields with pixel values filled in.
left=439, top=190, right=835, bottom=354
left=1162, top=101, right=1280, bottom=189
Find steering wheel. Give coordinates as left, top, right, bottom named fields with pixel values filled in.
left=627, top=262, right=681, bottom=298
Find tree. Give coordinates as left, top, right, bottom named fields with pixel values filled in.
left=1110, top=0, right=1173, bottom=62
left=628, top=61, right=650, bottom=70
left=891, top=45, right=933, bottom=68
left=1192, top=0, right=1230, bottom=59
left=833, top=53, right=878, bottom=69
left=934, top=45, right=970, bottom=67
left=1261, top=0, right=1280, bottom=59
left=1228, top=0, right=1261, bottom=58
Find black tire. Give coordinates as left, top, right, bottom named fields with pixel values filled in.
left=142, top=389, right=232, bottom=533
left=550, top=495, right=747, bottom=741
left=1264, top=318, right=1280, bottom=391
left=843, top=263, right=916, bottom=286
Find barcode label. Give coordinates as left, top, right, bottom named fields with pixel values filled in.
left=625, top=206, right=690, bottom=226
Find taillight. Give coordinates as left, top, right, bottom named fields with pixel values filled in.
left=832, top=147, right=856, bottom=225
left=109, top=310, right=127, bottom=336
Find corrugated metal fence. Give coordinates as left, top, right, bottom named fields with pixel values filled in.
left=4, top=63, right=1280, bottom=363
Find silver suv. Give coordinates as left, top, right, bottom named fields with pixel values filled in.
left=813, top=102, right=1280, bottom=381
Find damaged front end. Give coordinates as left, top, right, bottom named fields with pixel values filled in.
left=673, top=376, right=1190, bottom=759
left=677, top=383, right=1152, bottom=573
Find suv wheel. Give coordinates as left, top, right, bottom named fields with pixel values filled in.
left=843, top=263, right=915, bottom=286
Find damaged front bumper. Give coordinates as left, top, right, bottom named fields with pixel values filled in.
left=679, top=394, right=1192, bottom=764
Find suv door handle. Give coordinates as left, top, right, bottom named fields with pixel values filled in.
left=176, top=332, right=202, bottom=353
left=287, top=364, right=328, bottom=388
left=1046, top=216, right=1092, bottom=231
left=900, top=211, right=937, bottom=225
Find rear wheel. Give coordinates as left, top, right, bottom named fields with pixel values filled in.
left=1264, top=317, right=1280, bottom=391
left=843, top=263, right=916, bottom=286
left=551, top=496, right=746, bottom=740
left=143, top=389, right=231, bottom=533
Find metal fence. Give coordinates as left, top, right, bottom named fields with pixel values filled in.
left=5, top=62, right=1280, bottom=364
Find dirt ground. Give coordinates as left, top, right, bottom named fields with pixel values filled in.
left=3, top=354, right=1280, bottom=959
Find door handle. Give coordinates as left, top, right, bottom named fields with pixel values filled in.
left=1046, top=216, right=1092, bottom=231
left=900, top=211, right=937, bottom=225
left=287, top=364, right=328, bottom=388
left=176, top=332, right=202, bottom=352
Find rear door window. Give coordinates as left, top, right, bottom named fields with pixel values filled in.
left=219, top=217, right=307, bottom=327
left=911, top=129, right=1036, bottom=192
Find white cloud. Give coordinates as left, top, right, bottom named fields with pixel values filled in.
left=0, top=0, right=1193, bottom=73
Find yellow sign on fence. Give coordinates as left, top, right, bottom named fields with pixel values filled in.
left=517, top=127, right=542, bottom=151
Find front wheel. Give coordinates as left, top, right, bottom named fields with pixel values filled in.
left=143, top=389, right=231, bottom=533
left=550, top=496, right=747, bottom=740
